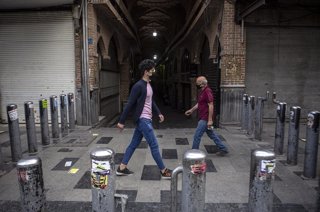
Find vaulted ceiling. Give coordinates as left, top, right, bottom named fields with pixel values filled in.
left=124, top=0, right=191, bottom=59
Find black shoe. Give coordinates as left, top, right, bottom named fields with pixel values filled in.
left=216, top=150, right=228, bottom=156
left=116, top=167, right=134, bottom=176
left=161, top=168, right=172, bottom=179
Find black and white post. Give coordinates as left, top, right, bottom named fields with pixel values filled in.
left=60, top=94, right=68, bottom=137
left=248, top=96, right=255, bottom=136
left=39, top=98, right=50, bottom=146
left=7, top=104, right=22, bottom=162
left=50, top=95, right=59, bottom=139
left=303, top=111, right=320, bottom=178
left=24, top=101, right=37, bottom=153
left=68, top=93, right=75, bottom=130
left=286, top=106, right=301, bottom=165
left=241, top=94, right=249, bottom=131
left=274, top=102, right=286, bottom=155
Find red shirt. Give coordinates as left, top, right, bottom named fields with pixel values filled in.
left=198, top=86, right=214, bottom=121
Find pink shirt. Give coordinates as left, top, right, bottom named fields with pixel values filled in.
left=140, top=82, right=153, bottom=120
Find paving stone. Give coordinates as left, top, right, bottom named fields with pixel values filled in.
left=162, top=149, right=178, bottom=159
left=204, top=145, right=218, bottom=154
left=205, top=159, right=217, bottom=172
left=175, top=138, right=189, bottom=145
left=51, top=158, right=79, bottom=171
left=141, top=165, right=161, bottom=181
left=96, top=137, right=113, bottom=144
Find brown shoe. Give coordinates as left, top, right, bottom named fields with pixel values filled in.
left=161, top=168, right=172, bottom=179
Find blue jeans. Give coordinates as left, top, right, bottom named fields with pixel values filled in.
left=122, top=118, right=165, bottom=170
left=192, top=120, right=228, bottom=152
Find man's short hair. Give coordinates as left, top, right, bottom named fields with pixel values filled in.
left=138, top=59, right=155, bottom=76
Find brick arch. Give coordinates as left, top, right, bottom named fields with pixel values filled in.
left=97, top=37, right=108, bottom=60
left=108, top=33, right=129, bottom=65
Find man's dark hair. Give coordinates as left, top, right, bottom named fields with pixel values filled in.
left=138, top=59, right=155, bottom=76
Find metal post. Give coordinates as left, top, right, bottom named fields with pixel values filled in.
left=7, top=104, right=22, bottom=162
left=68, top=93, right=76, bottom=130
left=241, top=94, right=249, bottom=131
left=248, top=96, right=255, bottom=135
left=170, top=150, right=206, bottom=212
left=303, top=111, right=320, bottom=178
left=24, top=101, right=38, bottom=153
left=60, top=94, right=68, bottom=137
left=254, top=97, right=264, bottom=140
left=254, top=92, right=269, bottom=140
left=17, top=156, right=46, bottom=212
left=91, top=147, right=115, bottom=212
left=39, top=98, right=50, bottom=146
left=274, top=102, right=286, bottom=155
left=286, top=106, right=301, bottom=165
left=249, top=149, right=276, bottom=212
left=50, top=95, right=59, bottom=139
left=170, top=166, right=183, bottom=212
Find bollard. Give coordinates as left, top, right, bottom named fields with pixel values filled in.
left=303, top=111, right=320, bottom=178
left=17, top=156, right=46, bottom=212
left=7, top=104, right=22, bottom=162
left=68, top=93, right=75, bottom=130
left=39, top=98, right=50, bottom=146
left=241, top=94, right=249, bottom=131
left=249, top=149, right=276, bottom=212
left=247, top=96, right=255, bottom=135
left=171, top=149, right=206, bottom=212
left=50, top=95, right=59, bottom=139
left=60, top=94, right=68, bottom=137
left=91, top=147, right=115, bottom=212
left=254, top=92, right=269, bottom=140
left=274, top=102, right=286, bottom=155
left=286, top=106, right=301, bottom=165
left=24, top=101, right=38, bottom=153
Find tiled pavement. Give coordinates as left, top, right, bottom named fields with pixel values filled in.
left=0, top=115, right=319, bottom=211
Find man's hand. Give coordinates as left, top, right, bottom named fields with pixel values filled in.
left=185, top=109, right=192, bottom=116
left=159, top=114, right=164, bottom=123
left=117, top=123, right=125, bottom=131
left=207, top=120, right=213, bottom=128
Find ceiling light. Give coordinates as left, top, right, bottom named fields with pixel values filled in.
left=153, top=55, right=157, bottom=60
left=153, top=31, right=157, bottom=37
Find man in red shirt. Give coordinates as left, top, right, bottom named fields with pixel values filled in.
left=185, top=76, right=229, bottom=155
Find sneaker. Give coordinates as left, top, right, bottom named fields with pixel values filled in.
left=116, top=167, right=134, bottom=176
left=216, top=150, right=228, bottom=156
left=161, top=168, right=172, bottom=179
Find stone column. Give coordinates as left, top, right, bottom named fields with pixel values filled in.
left=219, top=0, right=246, bottom=124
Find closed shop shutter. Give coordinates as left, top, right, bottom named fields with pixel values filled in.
left=0, top=11, right=75, bottom=123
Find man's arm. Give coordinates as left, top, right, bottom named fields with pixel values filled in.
left=208, top=102, right=214, bottom=127
left=185, top=103, right=198, bottom=116
left=152, top=100, right=164, bottom=123
left=118, top=83, right=140, bottom=125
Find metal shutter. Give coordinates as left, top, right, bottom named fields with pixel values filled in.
left=0, top=11, right=75, bottom=123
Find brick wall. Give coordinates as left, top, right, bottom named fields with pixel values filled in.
left=220, top=0, right=246, bottom=86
